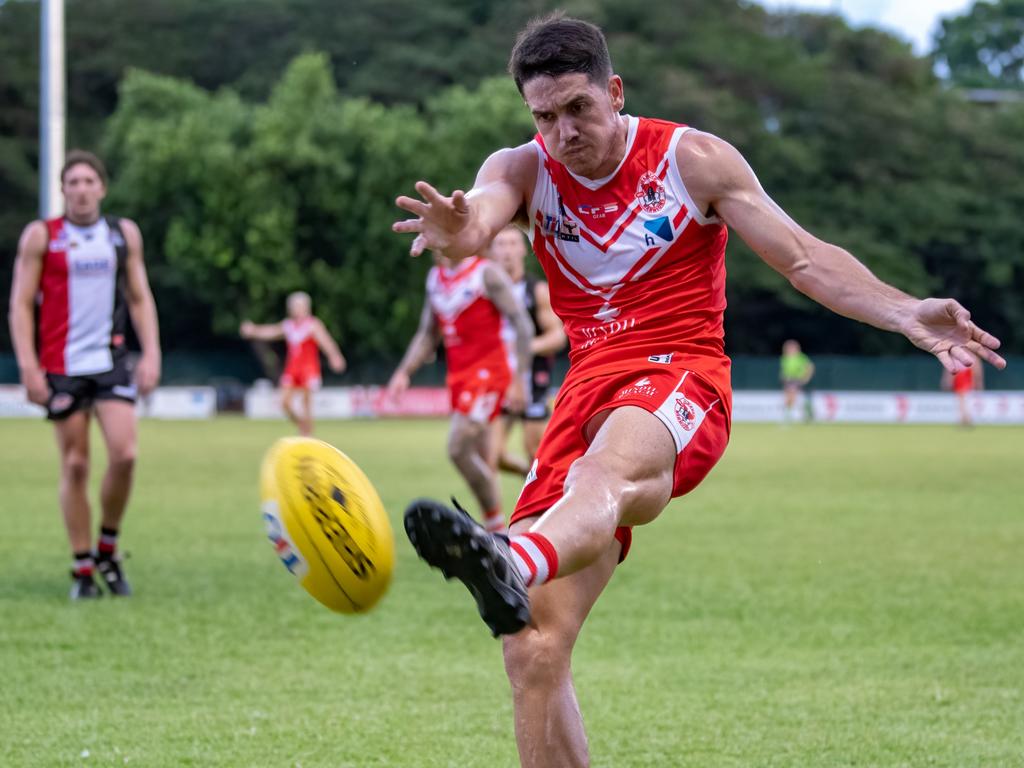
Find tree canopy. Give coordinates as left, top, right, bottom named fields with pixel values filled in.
left=1, top=0, right=1022, bottom=366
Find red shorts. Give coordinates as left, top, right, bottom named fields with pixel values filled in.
left=449, top=368, right=510, bottom=424
left=280, top=365, right=321, bottom=390
left=512, top=362, right=731, bottom=562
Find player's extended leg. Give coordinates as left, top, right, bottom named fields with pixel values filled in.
left=522, top=418, right=546, bottom=467
left=504, top=532, right=620, bottom=768
left=525, top=405, right=675, bottom=576
left=447, top=412, right=503, bottom=531
left=299, top=388, right=313, bottom=436
left=280, top=386, right=300, bottom=431
left=93, top=399, right=138, bottom=595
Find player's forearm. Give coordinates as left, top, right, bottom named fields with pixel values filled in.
left=396, top=333, right=435, bottom=377
left=511, top=313, right=534, bottom=377
left=128, top=297, right=162, bottom=358
left=785, top=242, right=918, bottom=335
left=531, top=327, right=565, bottom=357
left=8, top=301, right=41, bottom=371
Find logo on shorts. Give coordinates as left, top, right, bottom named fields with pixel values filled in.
left=636, top=171, right=667, bottom=214
left=674, top=395, right=698, bottom=432
left=49, top=392, right=75, bottom=415
left=648, top=353, right=673, bottom=364
left=524, top=460, right=538, bottom=486
left=112, top=384, right=137, bottom=399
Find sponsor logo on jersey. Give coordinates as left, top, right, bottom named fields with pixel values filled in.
left=643, top=216, right=674, bottom=242
left=71, top=256, right=115, bottom=275
left=578, top=202, right=619, bottom=219
left=649, top=353, right=674, bottom=364
left=636, top=171, right=667, bottom=214
left=674, top=395, right=698, bottom=431
left=541, top=195, right=580, bottom=242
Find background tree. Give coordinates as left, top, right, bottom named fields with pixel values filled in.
left=934, top=0, right=1024, bottom=88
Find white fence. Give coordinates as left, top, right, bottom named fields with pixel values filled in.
left=0, top=386, right=217, bottom=420
left=3, top=385, right=1022, bottom=424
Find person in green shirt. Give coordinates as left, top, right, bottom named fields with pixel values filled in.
left=780, top=339, right=815, bottom=422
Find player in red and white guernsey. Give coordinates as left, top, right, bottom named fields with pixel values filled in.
left=393, top=15, right=1007, bottom=768
left=241, top=291, right=346, bottom=436
left=9, top=150, right=161, bottom=600
left=387, top=254, right=533, bottom=532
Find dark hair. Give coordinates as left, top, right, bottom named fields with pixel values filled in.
left=508, top=13, right=613, bottom=94
left=61, top=149, right=108, bottom=185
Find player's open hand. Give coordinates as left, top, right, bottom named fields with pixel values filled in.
left=505, top=377, right=526, bottom=415
left=393, top=181, right=472, bottom=258
left=135, top=353, right=161, bottom=396
left=386, top=370, right=410, bottom=402
left=901, top=298, right=1006, bottom=373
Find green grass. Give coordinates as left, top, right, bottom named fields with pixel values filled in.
left=1, top=418, right=1022, bottom=767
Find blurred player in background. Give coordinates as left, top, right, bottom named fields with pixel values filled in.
left=240, top=291, right=346, bottom=436
left=490, top=225, right=567, bottom=476
left=780, top=339, right=814, bottom=423
left=942, top=349, right=983, bottom=427
left=387, top=254, right=533, bottom=532
left=393, top=15, right=1006, bottom=768
left=8, top=150, right=161, bottom=600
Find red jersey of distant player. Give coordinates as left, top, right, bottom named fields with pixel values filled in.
left=515, top=116, right=733, bottom=543
left=280, top=317, right=322, bottom=389
left=426, top=256, right=512, bottom=422
left=952, top=366, right=974, bottom=394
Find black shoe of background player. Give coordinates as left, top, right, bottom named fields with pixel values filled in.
left=404, top=497, right=530, bottom=636
left=96, top=553, right=133, bottom=597
left=69, top=571, right=102, bottom=601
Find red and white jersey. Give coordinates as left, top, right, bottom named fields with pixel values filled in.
left=38, top=216, right=129, bottom=376
left=426, top=256, right=510, bottom=384
left=528, top=116, right=731, bottom=407
left=282, top=317, right=321, bottom=376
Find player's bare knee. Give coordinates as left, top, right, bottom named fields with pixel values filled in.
left=107, top=449, right=136, bottom=477
left=503, top=628, right=573, bottom=689
left=62, top=453, right=90, bottom=486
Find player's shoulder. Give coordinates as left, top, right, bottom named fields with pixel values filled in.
left=110, top=216, right=143, bottom=244
left=18, top=219, right=49, bottom=255
left=482, top=142, right=539, bottom=185
left=675, top=129, right=750, bottom=198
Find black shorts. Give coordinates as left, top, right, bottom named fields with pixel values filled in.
left=45, top=356, right=136, bottom=421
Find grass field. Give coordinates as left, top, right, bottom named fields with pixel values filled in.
left=1, top=418, right=1022, bottom=767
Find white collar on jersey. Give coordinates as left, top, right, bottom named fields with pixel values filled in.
left=564, top=115, right=639, bottom=191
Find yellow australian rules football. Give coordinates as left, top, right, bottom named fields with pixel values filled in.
left=260, top=437, right=394, bottom=613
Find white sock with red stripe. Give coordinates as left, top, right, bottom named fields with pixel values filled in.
left=483, top=507, right=505, bottom=533
left=508, top=532, right=558, bottom=587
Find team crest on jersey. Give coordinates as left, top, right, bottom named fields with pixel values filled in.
left=636, top=171, right=667, bottom=214
left=49, top=231, right=71, bottom=252
left=674, top=395, right=698, bottom=431
left=540, top=196, right=580, bottom=242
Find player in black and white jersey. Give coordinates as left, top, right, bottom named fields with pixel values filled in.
left=9, top=151, right=161, bottom=599
left=489, top=225, right=567, bottom=476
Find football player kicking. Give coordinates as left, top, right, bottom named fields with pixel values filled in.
left=241, top=292, right=346, bottom=436
left=387, top=254, right=533, bottom=533
left=393, top=14, right=1006, bottom=768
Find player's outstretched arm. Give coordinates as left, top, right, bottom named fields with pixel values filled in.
left=240, top=320, right=285, bottom=342
left=8, top=221, right=50, bottom=405
left=122, top=219, right=162, bottom=395
left=387, top=300, right=441, bottom=400
left=483, top=262, right=534, bottom=412
left=312, top=319, right=346, bottom=373
left=392, top=144, right=537, bottom=260
left=680, top=132, right=1007, bottom=374
left=529, top=280, right=567, bottom=357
